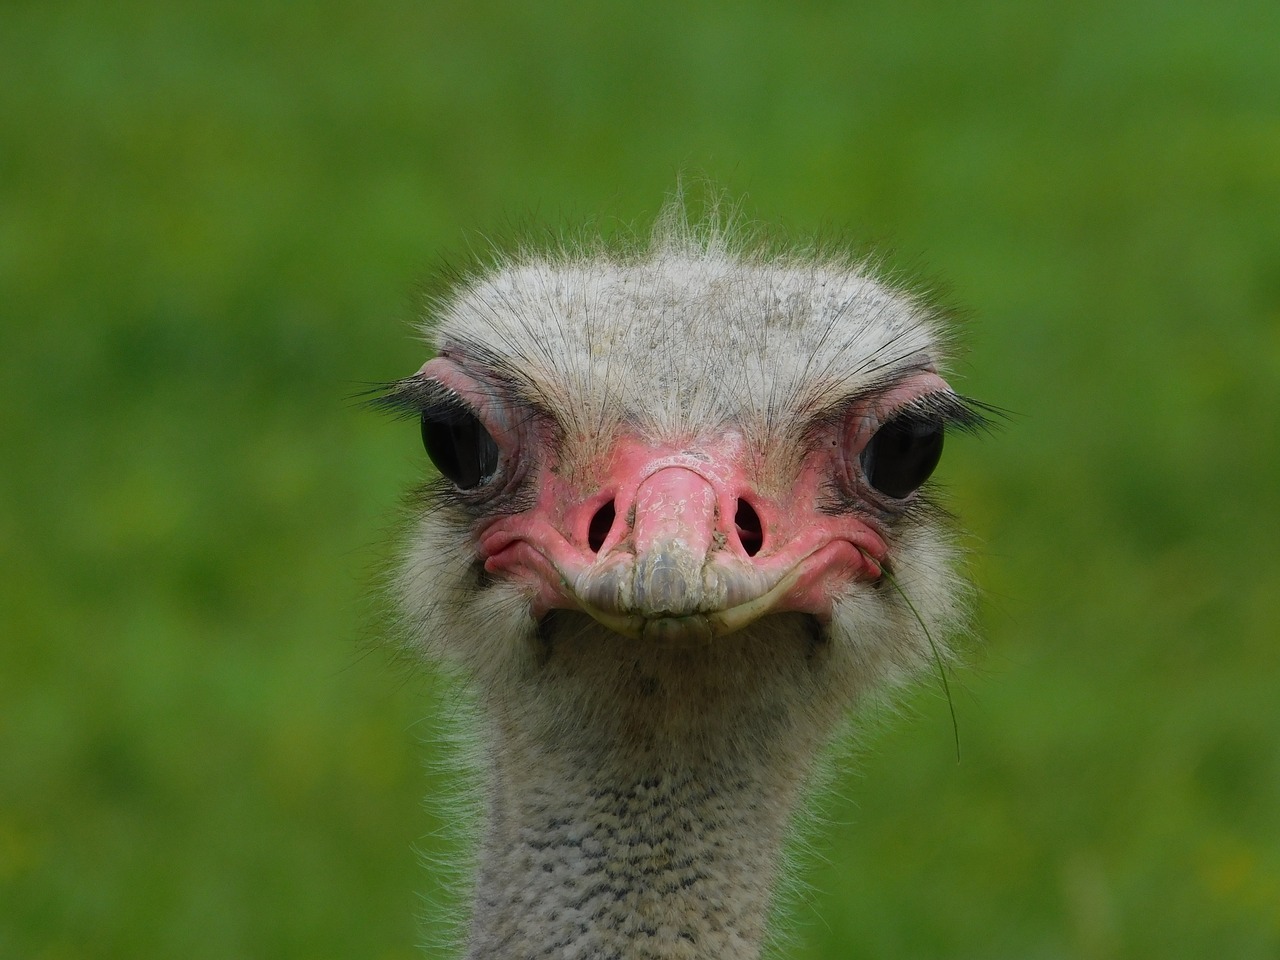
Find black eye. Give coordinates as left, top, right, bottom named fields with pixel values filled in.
left=860, top=415, right=944, bottom=499
left=420, top=406, right=499, bottom=489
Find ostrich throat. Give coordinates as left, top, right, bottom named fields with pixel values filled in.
left=466, top=614, right=844, bottom=960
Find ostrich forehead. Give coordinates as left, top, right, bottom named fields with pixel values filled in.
left=432, top=247, right=945, bottom=442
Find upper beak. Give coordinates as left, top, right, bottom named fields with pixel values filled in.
left=480, top=448, right=887, bottom=642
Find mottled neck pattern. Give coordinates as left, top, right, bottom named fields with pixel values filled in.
left=462, top=619, right=844, bottom=960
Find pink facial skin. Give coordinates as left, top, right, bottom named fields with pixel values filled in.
left=420, top=355, right=952, bottom=643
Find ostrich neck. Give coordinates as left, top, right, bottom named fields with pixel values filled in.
left=464, top=620, right=844, bottom=960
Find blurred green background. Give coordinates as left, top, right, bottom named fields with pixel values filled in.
left=3, top=0, right=1278, bottom=957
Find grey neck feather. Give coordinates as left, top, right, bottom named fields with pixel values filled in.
left=463, top=613, right=851, bottom=960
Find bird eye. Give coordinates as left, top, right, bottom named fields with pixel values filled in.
left=860, top=414, right=944, bottom=499
left=420, top=406, right=500, bottom=489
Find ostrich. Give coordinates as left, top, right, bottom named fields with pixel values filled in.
left=379, top=209, right=985, bottom=959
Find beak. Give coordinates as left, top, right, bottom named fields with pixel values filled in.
left=480, top=444, right=887, bottom=643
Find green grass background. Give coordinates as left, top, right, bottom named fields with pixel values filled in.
left=3, top=0, right=1278, bottom=957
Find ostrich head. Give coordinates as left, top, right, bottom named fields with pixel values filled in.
left=380, top=212, right=984, bottom=959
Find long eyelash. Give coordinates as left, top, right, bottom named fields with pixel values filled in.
left=803, top=388, right=1004, bottom=446
left=364, top=377, right=467, bottom=421
left=896, top=392, right=1004, bottom=434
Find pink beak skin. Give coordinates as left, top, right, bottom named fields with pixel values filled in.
left=475, top=430, right=890, bottom=645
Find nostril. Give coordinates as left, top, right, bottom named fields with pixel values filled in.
left=734, top=499, right=764, bottom=557
left=587, top=500, right=617, bottom=554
